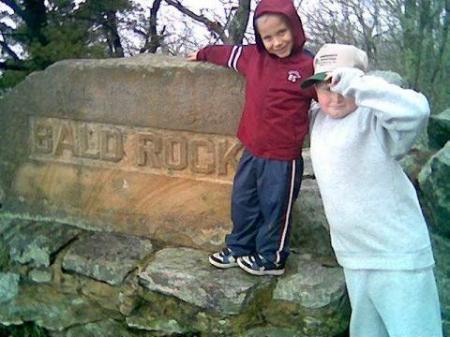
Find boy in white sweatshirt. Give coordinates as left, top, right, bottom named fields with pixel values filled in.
left=301, top=43, right=443, bottom=337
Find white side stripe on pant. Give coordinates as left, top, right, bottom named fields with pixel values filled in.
left=276, top=159, right=296, bottom=265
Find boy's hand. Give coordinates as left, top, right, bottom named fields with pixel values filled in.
left=330, top=67, right=364, bottom=96
left=186, top=51, right=199, bottom=61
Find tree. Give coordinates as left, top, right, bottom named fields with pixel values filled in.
left=164, top=0, right=251, bottom=44
left=395, top=0, right=450, bottom=111
left=301, top=0, right=450, bottom=113
left=0, top=0, right=136, bottom=89
left=74, top=0, right=134, bottom=58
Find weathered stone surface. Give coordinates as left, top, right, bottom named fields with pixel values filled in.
left=428, top=108, right=450, bottom=149
left=0, top=272, right=20, bottom=303
left=0, top=215, right=15, bottom=236
left=291, top=179, right=334, bottom=257
left=77, top=277, right=121, bottom=312
left=0, top=223, right=355, bottom=337
left=243, top=327, right=302, bottom=337
left=399, top=147, right=434, bottom=184
left=2, top=55, right=244, bottom=135
left=130, top=288, right=204, bottom=335
left=418, top=141, right=450, bottom=236
left=0, top=239, right=9, bottom=272
left=302, top=149, right=314, bottom=177
left=260, top=255, right=350, bottom=337
left=138, top=247, right=273, bottom=315
left=126, top=305, right=189, bottom=336
left=29, top=268, right=52, bottom=283
left=431, top=234, right=450, bottom=336
left=0, top=219, right=13, bottom=271
left=0, top=186, right=4, bottom=208
left=273, top=256, right=347, bottom=309
left=0, top=55, right=248, bottom=251
left=0, top=283, right=112, bottom=331
left=4, top=220, right=81, bottom=267
left=0, top=217, right=26, bottom=235
left=63, top=231, right=153, bottom=285
left=50, top=319, right=136, bottom=337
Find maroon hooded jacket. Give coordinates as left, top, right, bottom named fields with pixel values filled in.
left=197, top=0, right=315, bottom=160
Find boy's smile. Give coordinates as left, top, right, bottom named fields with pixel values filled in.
left=256, top=14, right=294, bottom=58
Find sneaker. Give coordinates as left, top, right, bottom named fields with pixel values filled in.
left=209, top=247, right=238, bottom=268
left=237, top=254, right=285, bottom=276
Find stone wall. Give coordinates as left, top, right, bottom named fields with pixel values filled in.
left=0, top=218, right=349, bottom=337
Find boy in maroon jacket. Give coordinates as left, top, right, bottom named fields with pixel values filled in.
left=188, top=0, right=315, bottom=275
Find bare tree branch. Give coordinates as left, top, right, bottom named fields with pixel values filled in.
left=164, top=0, right=228, bottom=42
left=0, top=38, right=20, bottom=61
left=140, top=0, right=164, bottom=53
left=0, top=0, right=24, bottom=18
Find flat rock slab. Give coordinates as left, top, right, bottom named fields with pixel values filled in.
left=138, top=248, right=273, bottom=315
left=243, top=327, right=302, bottom=337
left=4, top=220, right=82, bottom=267
left=0, top=272, right=20, bottom=303
left=274, top=256, right=347, bottom=309
left=63, top=231, right=153, bottom=285
left=0, top=283, right=111, bottom=331
left=50, top=319, right=135, bottom=337
left=126, top=306, right=189, bottom=335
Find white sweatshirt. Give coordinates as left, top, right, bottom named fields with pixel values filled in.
left=309, top=68, right=435, bottom=270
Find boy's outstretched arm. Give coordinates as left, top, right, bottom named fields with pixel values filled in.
left=186, top=51, right=199, bottom=62
left=330, top=67, right=430, bottom=158
left=185, top=45, right=250, bottom=75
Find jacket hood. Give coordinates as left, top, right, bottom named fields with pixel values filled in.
left=254, top=0, right=306, bottom=56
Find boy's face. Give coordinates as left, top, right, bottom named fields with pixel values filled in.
left=256, top=14, right=294, bottom=58
left=315, top=81, right=357, bottom=118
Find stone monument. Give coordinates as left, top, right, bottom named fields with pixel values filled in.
left=0, top=55, right=248, bottom=250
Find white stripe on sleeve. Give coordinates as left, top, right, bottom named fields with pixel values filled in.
left=232, top=46, right=243, bottom=71
left=227, top=46, right=238, bottom=69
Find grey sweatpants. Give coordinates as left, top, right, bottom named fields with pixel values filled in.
left=344, top=267, right=443, bottom=337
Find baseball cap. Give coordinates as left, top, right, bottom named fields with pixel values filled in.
left=301, top=44, right=368, bottom=89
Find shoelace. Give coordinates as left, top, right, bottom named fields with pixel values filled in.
left=219, top=247, right=231, bottom=257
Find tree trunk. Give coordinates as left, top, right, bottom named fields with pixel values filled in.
left=227, top=0, right=251, bottom=44
left=105, top=11, right=125, bottom=57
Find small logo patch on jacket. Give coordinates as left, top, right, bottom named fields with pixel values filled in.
left=288, top=70, right=301, bottom=83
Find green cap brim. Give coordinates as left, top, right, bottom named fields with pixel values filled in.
left=300, top=72, right=328, bottom=89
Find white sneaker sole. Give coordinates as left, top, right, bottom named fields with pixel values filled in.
left=237, top=257, right=285, bottom=276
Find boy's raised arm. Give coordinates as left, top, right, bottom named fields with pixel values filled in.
left=331, top=67, right=430, bottom=158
